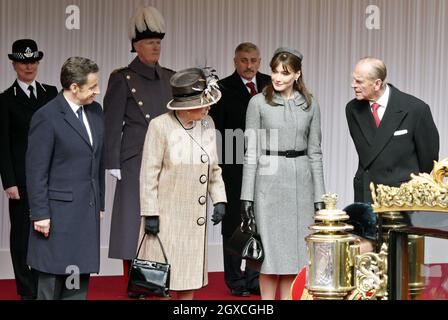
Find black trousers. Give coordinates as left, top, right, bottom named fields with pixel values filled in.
left=36, top=271, right=90, bottom=300
left=222, top=235, right=259, bottom=291
left=8, top=187, right=37, bottom=298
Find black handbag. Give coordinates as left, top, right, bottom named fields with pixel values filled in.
left=227, top=217, right=264, bottom=262
left=127, top=234, right=171, bottom=298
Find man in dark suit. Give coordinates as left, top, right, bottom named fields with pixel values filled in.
left=104, top=6, right=174, bottom=294
left=209, top=42, right=271, bottom=297
left=0, top=39, right=57, bottom=300
left=346, top=57, right=439, bottom=203
left=26, top=57, right=104, bottom=300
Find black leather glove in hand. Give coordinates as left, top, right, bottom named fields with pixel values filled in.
left=145, top=216, right=160, bottom=235
left=314, top=202, right=325, bottom=212
left=240, top=200, right=254, bottom=222
left=211, top=203, right=226, bottom=225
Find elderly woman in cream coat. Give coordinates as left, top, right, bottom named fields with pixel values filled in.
left=138, top=68, right=227, bottom=300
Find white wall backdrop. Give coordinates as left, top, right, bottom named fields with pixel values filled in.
left=1, top=0, right=447, bottom=277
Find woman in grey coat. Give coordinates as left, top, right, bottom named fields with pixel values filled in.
left=240, top=47, right=325, bottom=300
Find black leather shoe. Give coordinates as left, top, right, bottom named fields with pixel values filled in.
left=248, top=287, right=261, bottom=296
left=127, top=292, right=146, bottom=299
left=230, top=288, right=250, bottom=297
left=20, top=295, right=36, bottom=300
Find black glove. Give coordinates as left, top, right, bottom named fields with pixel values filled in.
left=211, top=203, right=226, bottom=225
left=314, top=202, right=325, bottom=212
left=240, top=200, right=254, bottom=222
left=145, top=216, right=160, bottom=235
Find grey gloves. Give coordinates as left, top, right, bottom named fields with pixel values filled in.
left=211, top=203, right=226, bottom=225
left=145, top=216, right=160, bottom=235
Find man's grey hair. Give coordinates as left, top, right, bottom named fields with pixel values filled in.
left=235, top=42, right=260, bottom=56
left=359, top=57, right=388, bottom=88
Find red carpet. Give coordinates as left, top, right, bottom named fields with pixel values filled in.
left=0, top=272, right=260, bottom=300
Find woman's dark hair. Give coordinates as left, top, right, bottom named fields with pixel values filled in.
left=263, top=52, right=313, bottom=108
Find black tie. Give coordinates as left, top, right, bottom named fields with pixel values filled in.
left=76, top=107, right=89, bottom=138
left=28, top=85, right=37, bottom=102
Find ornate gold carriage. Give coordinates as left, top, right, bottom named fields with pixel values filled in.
left=305, top=158, right=448, bottom=300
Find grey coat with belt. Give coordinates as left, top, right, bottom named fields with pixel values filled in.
left=240, top=91, right=325, bottom=274
left=104, top=57, right=174, bottom=259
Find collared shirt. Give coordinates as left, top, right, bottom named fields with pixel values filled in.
left=369, top=84, right=390, bottom=121
left=17, top=79, right=37, bottom=99
left=64, top=96, right=93, bottom=145
left=240, top=76, right=258, bottom=95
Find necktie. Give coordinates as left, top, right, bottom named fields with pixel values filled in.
left=371, top=102, right=381, bottom=127
left=76, top=107, right=89, bottom=134
left=246, top=81, right=257, bottom=97
left=28, top=85, right=37, bottom=102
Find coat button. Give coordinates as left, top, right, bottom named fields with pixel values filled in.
left=145, top=114, right=150, bottom=119
left=198, top=196, right=206, bottom=205
left=201, top=154, right=209, bottom=163
left=89, top=202, right=93, bottom=207
left=199, top=175, right=207, bottom=184
left=126, top=75, right=131, bottom=80
left=197, top=217, right=206, bottom=226
left=131, top=88, right=136, bottom=93
left=138, top=101, right=144, bottom=107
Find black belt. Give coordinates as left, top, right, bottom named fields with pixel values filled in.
left=263, top=149, right=307, bottom=158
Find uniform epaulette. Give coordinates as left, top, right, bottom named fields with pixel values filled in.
left=111, top=67, right=130, bottom=74
left=162, top=67, right=175, bottom=73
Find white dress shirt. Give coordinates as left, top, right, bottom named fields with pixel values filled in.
left=17, top=79, right=37, bottom=99
left=241, top=76, right=258, bottom=95
left=369, top=84, right=390, bottom=121
left=64, top=96, right=93, bottom=145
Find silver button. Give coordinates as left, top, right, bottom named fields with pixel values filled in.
left=198, top=196, right=206, bottom=205
left=145, top=114, right=150, bottom=119
left=199, top=175, right=207, bottom=184
left=197, top=217, right=206, bottom=226
left=126, top=75, right=131, bottom=80
left=138, top=101, right=144, bottom=106
left=131, top=88, right=136, bottom=93
left=201, top=154, right=209, bottom=163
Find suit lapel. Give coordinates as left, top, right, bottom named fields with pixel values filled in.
left=58, top=94, right=93, bottom=149
left=84, top=106, right=98, bottom=152
left=256, top=72, right=269, bottom=93
left=35, top=82, right=50, bottom=107
left=364, top=86, right=408, bottom=167
left=231, top=72, right=252, bottom=99
left=352, top=100, right=376, bottom=146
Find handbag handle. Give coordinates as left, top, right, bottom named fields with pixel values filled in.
left=135, top=233, right=168, bottom=264
left=241, top=216, right=258, bottom=234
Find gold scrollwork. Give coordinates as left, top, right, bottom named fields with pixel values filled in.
left=371, top=158, right=448, bottom=212
left=353, top=244, right=388, bottom=300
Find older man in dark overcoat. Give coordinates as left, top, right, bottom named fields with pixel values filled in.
left=346, top=57, right=439, bottom=203
left=209, top=42, right=271, bottom=297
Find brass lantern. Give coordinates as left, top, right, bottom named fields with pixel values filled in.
left=305, top=193, right=360, bottom=299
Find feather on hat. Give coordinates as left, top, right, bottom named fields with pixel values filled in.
left=129, top=6, right=166, bottom=52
